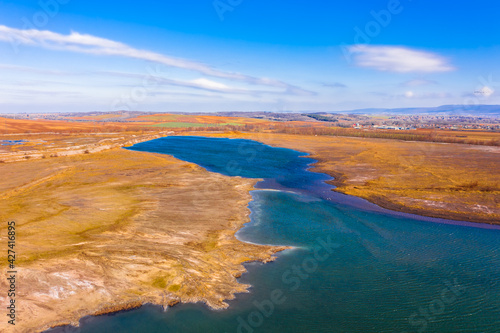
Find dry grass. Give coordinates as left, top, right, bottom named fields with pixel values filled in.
left=0, top=131, right=171, bottom=162
left=0, top=147, right=285, bottom=332
left=0, top=117, right=132, bottom=133
left=195, top=132, right=500, bottom=224
left=127, top=113, right=271, bottom=126
left=1, top=115, right=498, bottom=332
left=234, top=123, right=500, bottom=146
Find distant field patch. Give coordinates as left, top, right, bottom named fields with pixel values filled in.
left=138, top=115, right=183, bottom=122
left=151, top=122, right=210, bottom=128
left=68, top=114, right=123, bottom=120
left=151, top=122, right=242, bottom=128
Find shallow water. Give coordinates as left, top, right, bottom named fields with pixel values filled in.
left=0, top=139, right=26, bottom=145
left=51, top=136, right=500, bottom=332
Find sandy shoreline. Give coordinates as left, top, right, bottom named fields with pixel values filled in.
left=0, top=145, right=289, bottom=333
left=42, top=133, right=498, bottom=331
left=193, top=132, right=499, bottom=225
left=2, top=131, right=498, bottom=332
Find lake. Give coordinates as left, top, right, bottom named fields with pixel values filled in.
left=51, top=136, right=500, bottom=333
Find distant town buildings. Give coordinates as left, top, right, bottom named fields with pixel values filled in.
left=1, top=111, right=499, bottom=131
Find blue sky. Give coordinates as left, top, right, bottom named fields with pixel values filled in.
left=0, top=0, right=499, bottom=113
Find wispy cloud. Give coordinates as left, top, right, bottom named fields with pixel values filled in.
left=399, top=91, right=453, bottom=99
left=98, top=70, right=297, bottom=96
left=0, top=25, right=315, bottom=96
left=321, top=82, right=347, bottom=88
left=0, top=87, right=83, bottom=98
left=349, top=45, right=455, bottom=73
left=0, top=63, right=71, bottom=75
left=370, top=90, right=454, bottom=100
left=400, top=79, right=438, bottom=87
left=474, top=86, right=494, bottom=97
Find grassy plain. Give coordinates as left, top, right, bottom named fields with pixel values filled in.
left=0, top=115, right=498, bottom=332
left=0, top=147, right=285, bottom=332
left=0, top=116, right=290, bottom=332
left=198, top=132, right=500, bottom=224
left=151, top=121, right=241, bottom=128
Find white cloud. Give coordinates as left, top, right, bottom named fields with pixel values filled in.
left=96, top=70, right=290, bottom=96
left=0, top=63, right=71, bottom=75
left=349, top=45, right=455, bottom=73
left=398, top=91, right=453, bottom=99
left=0, top=25, right=314, bottom=96
left=191, top=78, right=231, bottom=91
left=474, top=86, right=494, bottom=97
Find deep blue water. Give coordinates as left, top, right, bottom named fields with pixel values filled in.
left=50, top=136, right=500, bottom=333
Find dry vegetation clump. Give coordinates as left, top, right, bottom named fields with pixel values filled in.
left=0, top=148, right=286, bottom=332
left=188, top=123, right=500, bottom=146
left=191, top=131, right=500, bottom=224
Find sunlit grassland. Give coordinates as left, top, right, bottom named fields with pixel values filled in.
left=0, top=151, right=148, bottom=265
left=195, top=131, right=500, bottom=224
left=0, top=144, right=284, bottom=331
left=150, top=121, right=242, bottom=128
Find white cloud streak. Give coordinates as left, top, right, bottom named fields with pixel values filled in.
left=0, top=25, right=314, bottom=96
left=399, top=91, right=453, bottom=99
left=349, top=45, right=455, bottom=73
left=98, top=70, right=294, bottom=96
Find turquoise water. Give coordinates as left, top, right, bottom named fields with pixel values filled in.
left=51, top=136, right=500, bottom=332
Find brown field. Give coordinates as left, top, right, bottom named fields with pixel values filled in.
left=127, top=113, right=271, bottom=125
left=0, top=116, right=498, bottom=332
left=193, top=131, right=500, bottom=224
left=0, top=147, right=286, bottom=332
left=0, top=117, right=156, bottom=134
left=66, top=114, right=125, bottom=121
left=427, top=128, right=500, bottom=140
left=2, top=115, right=498, bottom=224
left=0, top=130, right=173, bottom=163
left=250, top=123, right=500, bottom=146
left=0, top=114, right=276, bottom=163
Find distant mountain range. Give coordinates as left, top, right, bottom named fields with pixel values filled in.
left=3, top=105, right=499, bottom=118
left=325, top=105, right=500, bottom=116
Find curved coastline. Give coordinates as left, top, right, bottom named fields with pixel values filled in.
left=45, top=135, right=499, bottom=332
left=187, top=132, right=499, bottom=227
left=167, top=133, right=499, bottom=229
left=300, top=155, right=500, bottom=230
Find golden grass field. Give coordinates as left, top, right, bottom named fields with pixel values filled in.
left=0, top=131, right=169, bottom=163
left=0, top=147, right=286, bottom=332
left=197, top=131, right=500, bottom=224
left=0, top=115, right=498, bottom=332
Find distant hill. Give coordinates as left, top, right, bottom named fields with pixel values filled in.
left=3, top=105, right=499, bottom=118
left=328, top=105, right=500, bottom=116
